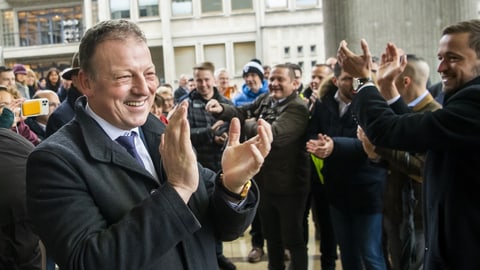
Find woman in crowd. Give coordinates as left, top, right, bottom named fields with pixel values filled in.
left=26, top=69, right=40, bottom=98
left=45, top=68, right=61, bottom=93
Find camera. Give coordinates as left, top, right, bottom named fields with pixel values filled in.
left=21, top=98, right=50, bottom=118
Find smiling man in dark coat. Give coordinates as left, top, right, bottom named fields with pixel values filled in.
left=26, top=19, right=273, bottom=270
left=338, top=19, right=480, bottom=270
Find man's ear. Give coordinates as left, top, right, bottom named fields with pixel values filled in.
left=332, top=76, right=338, bottom=87
left=403, top=76, right=412, bottom=88
left=292, top=78, right=299, bottom=89
left=78, top=70, right=93, bottom=97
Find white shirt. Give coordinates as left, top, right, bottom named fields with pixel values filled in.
left=407, top=90, right=429, bottom=107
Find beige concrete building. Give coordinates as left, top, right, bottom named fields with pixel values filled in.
left=0, top=0, right=324, bottom=86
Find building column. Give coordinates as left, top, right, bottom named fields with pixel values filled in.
left=322, top=0, right=478, bottom=83
left=160, top=0, right=174, bottom=84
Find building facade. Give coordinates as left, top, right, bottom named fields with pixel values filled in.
left=0, top=0, right=324, bottom=86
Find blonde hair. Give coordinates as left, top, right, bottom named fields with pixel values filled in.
left=26, top=69, right=40, bottom=90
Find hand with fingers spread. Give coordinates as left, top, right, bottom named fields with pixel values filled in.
left=221, top=118, right=273, bottom=193
left=377, top=42, right=408, bottom=85
left=306, top=133, right=334, bottom=159
left=337, top=39, right=372, bottom=78
left=160, top=100, right=199, bottom=203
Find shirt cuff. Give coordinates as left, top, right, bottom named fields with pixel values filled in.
left=386, top=95, right=401, bottom=105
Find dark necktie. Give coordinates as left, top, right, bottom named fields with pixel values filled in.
left=115, top=132, right=144, bottom=166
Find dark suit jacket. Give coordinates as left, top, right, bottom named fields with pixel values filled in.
left=307, top=85, right=386, bottom=214
left=26, top=97, right=258, bottom=270
left=352, top=77, right=480, bottom=270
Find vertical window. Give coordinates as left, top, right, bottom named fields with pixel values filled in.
left=1, top=10, right=15, bottom=47
left=266, top=0, right=288, bottom=9
left=298, top=61, right=304, bottom=69
left=172, top=0, right=193, bottom=16
left=284, top=46, right=290, bottom=58
left=174, top=46, right=196, bottom=79
left=202, top=0, right=222, bottom=13
left=139, top=0, right=159, bottom=17
left=297, top=46, right=303, bottom=57
left=310, top=45, right=316, bottom=55
left=204, top=44, right=226, bottom=70
left=234, top=42, right=256, bottom=77
left=232, top=0, right=253, bottom=11
left=296, top=0, right=318, bottom=7
left=110, top=0, right=130, bottom=19
left=311, top=60, right=317, bottom=67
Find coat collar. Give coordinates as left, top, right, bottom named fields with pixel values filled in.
left=444, top=76, right=480, bottom=104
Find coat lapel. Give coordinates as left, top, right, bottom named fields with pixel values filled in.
left=75, top=97, right=161, bottom=183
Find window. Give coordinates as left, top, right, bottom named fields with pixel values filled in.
left=174, top=46, right=196, bottom=79
left=232, top=0, right=253, bottom=11
left=297, top=46, right=303, bottom=57
left=202, top=0, right=222, bottom=13
left=266, top=0, right=288, bottom=9
left=311, top=60, right=317, bottom=67
left=310, top=45, right=316, bottom=55
left=1, top=10, right=15, bottom=47
left=234, top=42, right=256, bottom=77
left=139, top=0, right=159, bottom=17
left=204, top=44, right=226, bottom=70
left=296, top=0, right=318, bottom=7
left=172, top=0, right=193, bottom=16
left=17, top=6, right=83, bottom=47
left=284, top=46, right=290, bottom=58
left=298, top=61, right=304, bottom=69
left=110, top=0, right=130, bottom=19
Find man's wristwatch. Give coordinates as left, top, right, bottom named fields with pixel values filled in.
left=353, top=77, right=374, bottom=93
left=217, top=173, right=251, bottom=200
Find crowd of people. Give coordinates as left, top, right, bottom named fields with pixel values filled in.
left=1, top=18, right=479, bottom=270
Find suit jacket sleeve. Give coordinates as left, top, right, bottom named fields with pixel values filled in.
left=352, top=85, right=480, bottom=151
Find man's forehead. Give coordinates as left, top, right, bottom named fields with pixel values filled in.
left=438, top=33, right=471, bottom=51
left=0, top=71, right=14, bottom=76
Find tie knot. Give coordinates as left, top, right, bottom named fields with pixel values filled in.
left=115, top=131, right=144, bottom=166
left=115, top=132, right=137, bottom=150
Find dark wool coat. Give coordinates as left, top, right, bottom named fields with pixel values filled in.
left=26, top=97, right=258, bottom=270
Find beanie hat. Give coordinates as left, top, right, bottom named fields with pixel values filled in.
left=243, top=59, right=264, bottom=81
left=12, top=64, right=27, bottom=75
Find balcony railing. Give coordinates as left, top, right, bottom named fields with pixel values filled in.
left=1, top=28, right=84, bottom=48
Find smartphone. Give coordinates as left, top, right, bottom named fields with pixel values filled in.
left=21, top=98, right=49, bottom=117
